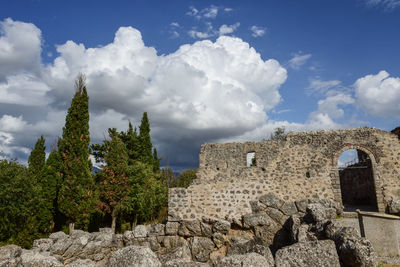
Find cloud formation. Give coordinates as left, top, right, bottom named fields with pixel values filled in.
left=0, top=18, right=288, bottom=169
left=288, top=53, right=312, bottom=70
left=354, top=70, right=400, bottom=118
left=365, top=0, right=400, bottom=11
left=250, top=26, right=266, bottom=37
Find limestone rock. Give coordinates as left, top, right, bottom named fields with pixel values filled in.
left=280, top=201, right=298, bottom=216
left=133, top=225, right=148, bottom=238
left=213, top=252, right=274, bottom=267
left=159, top=244, right=192, bottom=264
left=259, top=193, right=284, bottom=210
left=212, top=233, right=226, bottom=248
left=191, top=237, right=215, bottom=262
left=242, top=212, right=275, bottom=228
left=275, top=240, right=340, bottom=267
left=149, top=223, right=165, bottom=236
left=306, top=203, right=336, bottom=223
left=32, top=238, right=53, bottom=252
left=65, top=259, right=96, bottom=267
left=200, top=222, right=213, bottom=238
left=266, top=208, right=286, bottom=225
left=295, top=199, right=308, bottom=213
left=227, top=235, right=255, bottom=256
left=213, top=220, right=231, bottom=234
left=20, top=250, right=63, bottom=267
left=164, top=258, right=210, bottom=267
left=165, top=222, right=180, bottom=235
left=0, top=245, right=22, bottom=267
left=178, top=220, right=202, bottom=237
left=48, top=232, right=68, bottom=242
left=108, top=245, right=161, bottom=267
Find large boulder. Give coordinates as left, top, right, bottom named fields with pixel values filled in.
left=179, top=220, right=202, bottom=237
left=338, top=238, right=377, bottom=267
left=32, top=238, right=53, bottom=252
left=275, top=240, right=340, bottom=267
left=133, top=225, right=148, bottom=238
left=213, top=252, right=274, bottom=267
left=108, top=246, right=161, bottom=267
left=259, top=193, right=284, bottom=210
left=306, top=203, right=336, bottom=223
left=0, top=245, right=22, bottom=267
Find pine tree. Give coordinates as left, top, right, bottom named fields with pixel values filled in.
left=138, top=112, right=153, bottom=166
left=58, top=74, right=94, bottom=232
left=120, top=122, right=140, bottom=165
left=96, top=130, right=129, bottom=233
left=28, top=136, right=46, bottom=182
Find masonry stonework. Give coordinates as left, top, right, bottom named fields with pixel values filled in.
left=168, top=127, right=400, bottom=221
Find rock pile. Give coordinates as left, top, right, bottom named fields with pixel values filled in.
left=0, top=193, right=377, bottom=266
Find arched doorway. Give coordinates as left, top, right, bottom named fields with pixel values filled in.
left=337, top=148, right=378, bottom=212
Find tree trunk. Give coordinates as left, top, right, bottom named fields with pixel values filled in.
left=111, top=215, right=117, bottom=233
left=69, top=222, right=75, bottom=234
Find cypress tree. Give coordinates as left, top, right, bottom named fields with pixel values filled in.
left=58, top=74, right=94, bottom=232
left=138, top=112, right=153, bottom=166
left=96, top=130, right=129, bottom=233
left=153, top=148, right=161, bottom=172
left=120, top=122, right=140, bottom=165
left=28, top=136, right=46, bottom=182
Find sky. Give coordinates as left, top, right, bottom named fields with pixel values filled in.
left=0, top=0, right=399, bottom=170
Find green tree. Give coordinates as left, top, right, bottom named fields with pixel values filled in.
left=119, top=122, right=140, bottom=165
left=176, top=169, right=197, bottom=188
left=42, top=143, right=64, bottom=231
left=96, top=131, right=129, bottom=233
left=270, top=127, right=287, bottom=141
left=58, top=74, right=94, bottom=232
left=138, top=112, right=153, bottom=166
left=0, top=160, right=42, bottom=248
left=28, top=136, right=46, bottom=182
left=153, top=148, right=161, bottom=172
left=160, top=167, right=176, bottom=188
left=122, top=162, right=167, bottom=226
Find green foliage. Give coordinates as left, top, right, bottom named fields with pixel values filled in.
left=96, top=131, right=130, bottom=230
left=0, top=160, right=44, bottom=248
left=153, top=148, right=161, bottom=172
left=58, top=74, right=95, bottom=228
left=250, top=154, right=257, bottom=167
left=176, top=169, right=197, bottom=188
left=270, top=127, right=287, bottom=141
left=138, top=112, right=153, bottom=166
left=122, top=162, right=167, bottom=224
left=28, top=136, right=46, bottom=182
left=119, top=122, right=140, bottom=165
left=160, top=167, right=176, bottom=188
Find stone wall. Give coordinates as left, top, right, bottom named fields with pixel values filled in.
left=169, top=127, right=400, bottom=221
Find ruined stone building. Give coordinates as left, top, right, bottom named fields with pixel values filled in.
left=168, top=127, right=400, bottom=222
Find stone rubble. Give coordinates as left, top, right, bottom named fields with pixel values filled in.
left=0, top=193, right=377, bottom=267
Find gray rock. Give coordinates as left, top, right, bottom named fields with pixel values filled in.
left=32, top=238, right=53, bottom=252
left=267, top=208, right=287, bottom=225
left=338, top=238, right=377, bottom=267
left=20, top=250, right=63, bottom=267
left=48, top=232, right=68, bottom=242
left=191, top=237, right=215, bottom=262
left=200, top=222, right=213, bottom=238
left=164, top=258, right=210, bottom=267
left=259, top=193, right=284, bottom=210
left=388, top=199, right=400, bottom=215
left=306, top=203, right=336, bottom=223
left=159, top=245, right=192, bottom=264
left=113, top=234, right=124, bottom=249
left=212, top=233, right=226, bottom=248
left=133, top=225, right=148, bottom=238
left=212, top=220, right=230, bottom=234
left=253, top=219, right=281, bottom=247
left=165, top=222, right=180, bottom=235
left=149, top=223, right=165, bottom=236
left=227, top=235, right=255, bottom=256
left=161, top=236, right=188, bottom=251
left=50, top=235, right=73, bottom=255
left=286, top=215, right=301, bottom=242
left=213, top=252, right=274, bottom=267
left=0, top=245, right=22, bottom=267
left=280, top=201, right=298, bottom=216
left=108, top=246, right=161, bottom=267
left=242, top=212, right=275, bottom=228
left=249, top=201, right=266, bottom=213
left=65, top=259, right=96, bottom=267
left=295, top=199, right=308, bottom=213
left=62, top=231, right=91, bottom=259
left=275, top=240, right=340, bottom=267
left=178, top=220, right=202, bottom=237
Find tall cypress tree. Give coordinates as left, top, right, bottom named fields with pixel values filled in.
left=153, top=148, right=161, bottom=172
left=138, top=112, right=153, bottom=166
left=120, top=122, right=140, bottom=165
left=58, top=74, right=94, bottom=232
left=28, top=136, right=46, bottom=182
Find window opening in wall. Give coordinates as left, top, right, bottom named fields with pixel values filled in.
left=246, top=152, right=256, bottom=167
left=338, top=149, right=378, bottom=212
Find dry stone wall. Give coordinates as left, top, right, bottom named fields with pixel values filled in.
left=169, top=127, right=400, bottom=221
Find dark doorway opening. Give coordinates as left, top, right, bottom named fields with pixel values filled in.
left=338, top=149, right=378, bottom=212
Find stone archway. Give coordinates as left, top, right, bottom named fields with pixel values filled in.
left=330, top=144, right=385, bottom=212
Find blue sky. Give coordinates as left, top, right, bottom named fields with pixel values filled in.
left=0, top=0, right=399, bottom=170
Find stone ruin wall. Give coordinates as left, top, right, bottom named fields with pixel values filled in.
left=168, top=127, right=400, bottom=221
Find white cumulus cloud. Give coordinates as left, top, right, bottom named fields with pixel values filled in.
left=219, top=23, right=240, bottom=36
left=250, top=26, right=266, bottom=37
left=354, top=70, right=400, bottom=118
